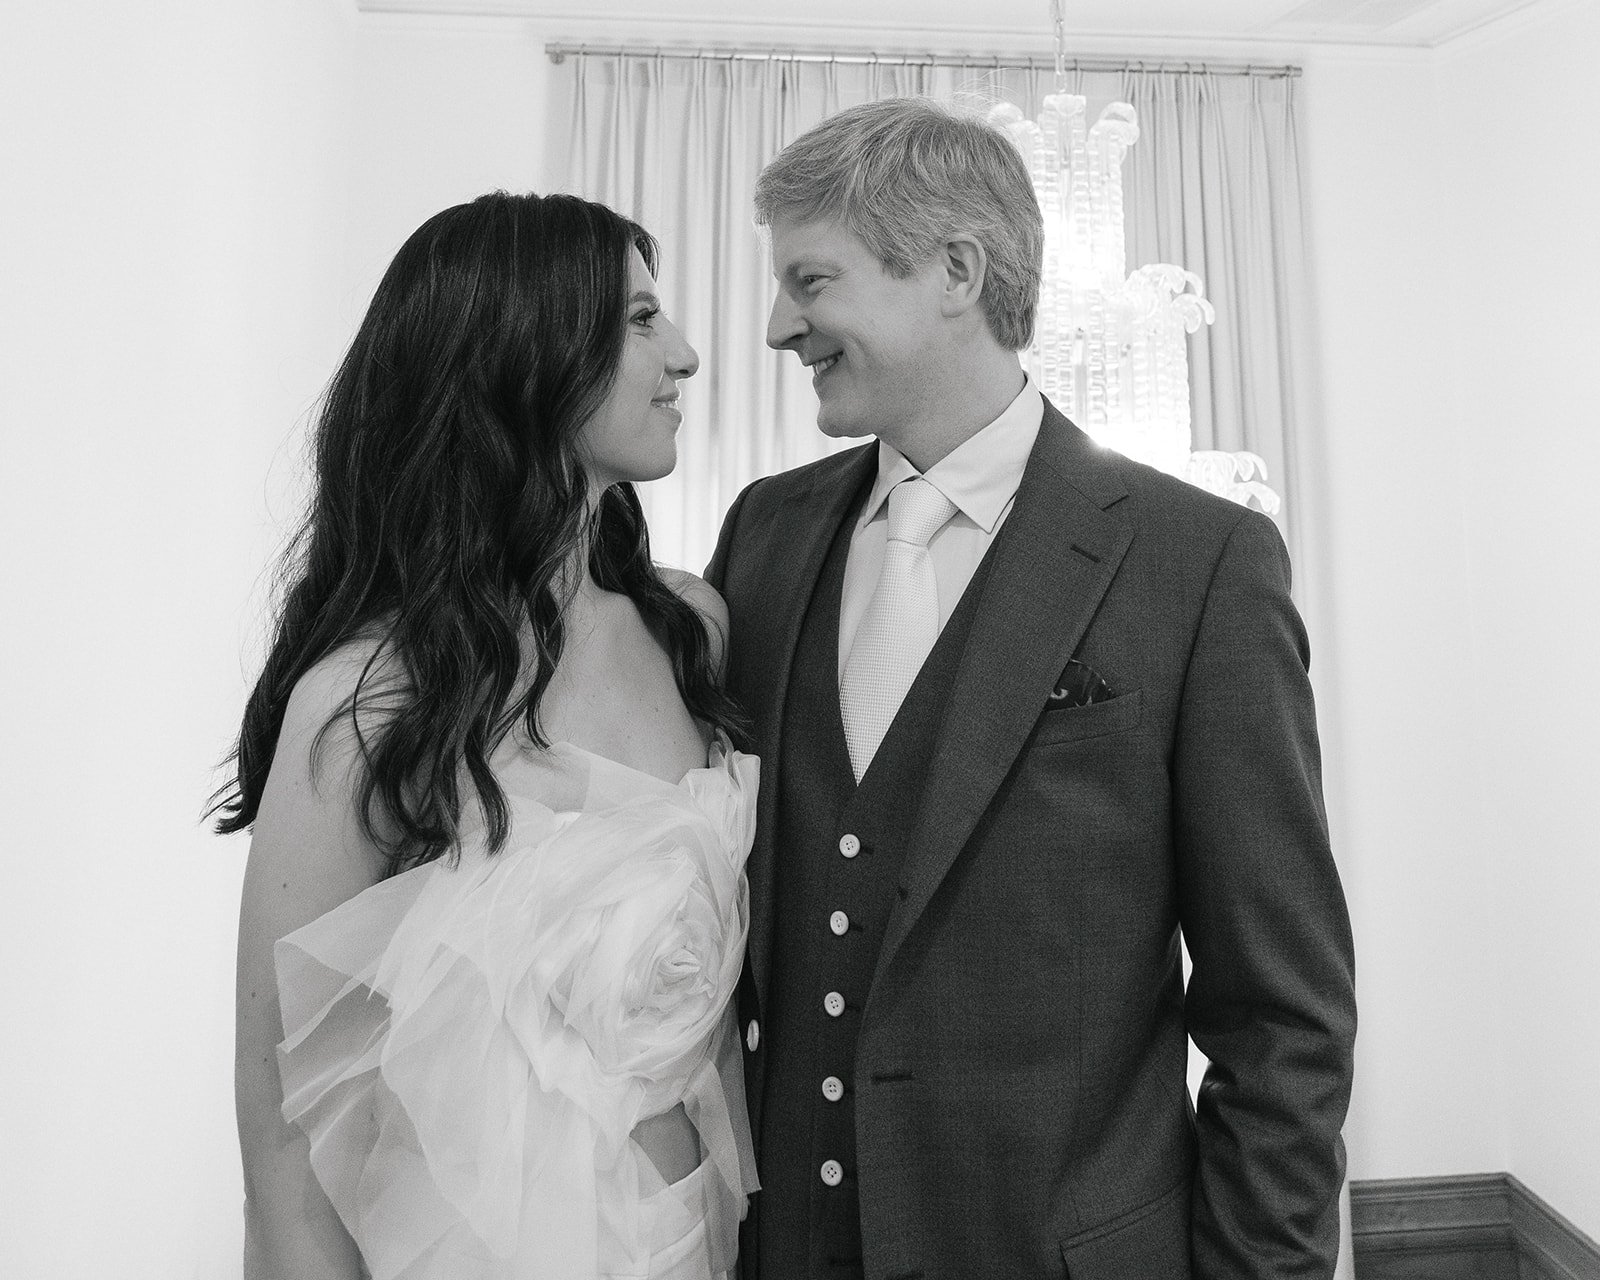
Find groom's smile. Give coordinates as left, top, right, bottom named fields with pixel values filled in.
left=765, top=212, right=949, bottom=452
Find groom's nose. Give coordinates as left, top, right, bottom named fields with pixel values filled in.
left=767, top=289, right=806, bottom=351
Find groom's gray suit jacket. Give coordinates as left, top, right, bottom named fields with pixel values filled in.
left=705, top=398, right=1356, bottom=1280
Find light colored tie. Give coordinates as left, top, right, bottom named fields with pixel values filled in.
left=840, top=476, right=959, bottom=781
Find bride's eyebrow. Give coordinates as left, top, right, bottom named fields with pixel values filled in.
left=628, top=289, right=662, bottom=307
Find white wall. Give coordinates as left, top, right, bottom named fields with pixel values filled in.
left=1297, top=46, right=1515, bottom=1187
left=1438, top=0, right=1600, bottom=1234
left=347, top=15, right=555, bottom=299
left=1295, top=0, right=1600, bottom=1240
left=0, top=2, right=355, bottom=1276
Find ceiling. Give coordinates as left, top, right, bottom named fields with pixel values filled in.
left=359, top=0, right=1551, bottom=49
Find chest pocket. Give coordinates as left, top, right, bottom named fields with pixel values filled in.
left=1032, top=689, right=1143, bottom=747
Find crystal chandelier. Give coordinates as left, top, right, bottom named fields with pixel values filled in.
left=989, top=3, right=1280, bottom=513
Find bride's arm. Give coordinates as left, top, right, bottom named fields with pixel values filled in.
left=235, top=651, right=387, bottom=1280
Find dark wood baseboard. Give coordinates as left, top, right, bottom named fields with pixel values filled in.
left=1350, top=1173, right=1600, bottom=1280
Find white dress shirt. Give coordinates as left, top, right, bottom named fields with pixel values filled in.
left=838, top=379, right=1045, bottom=683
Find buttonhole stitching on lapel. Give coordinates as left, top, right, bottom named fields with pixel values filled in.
left=1069, top=542, right=1101, bottom=563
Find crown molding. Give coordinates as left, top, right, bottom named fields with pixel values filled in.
left=353, top=6, right=1465, bottom=66
left=353, top=1, right=1531, bottom=54
left=1431, top=0, right=1585, bottom=59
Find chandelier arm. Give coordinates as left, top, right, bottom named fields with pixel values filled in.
left=1051, top=0, right=1067, bottom=92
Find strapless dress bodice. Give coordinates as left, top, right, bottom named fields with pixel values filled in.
left=274, top=733, right=759, bottom=1279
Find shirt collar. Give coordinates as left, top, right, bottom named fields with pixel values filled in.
left=858, top=378, right=1045, bottom=535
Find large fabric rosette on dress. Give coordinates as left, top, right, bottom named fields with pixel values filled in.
left=274, top=733, right=760, bottom=1279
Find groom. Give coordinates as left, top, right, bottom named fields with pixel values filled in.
left=706, top=97, right=1355, bottom=1280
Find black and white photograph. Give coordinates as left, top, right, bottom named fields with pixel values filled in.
left=2, top=1, right=1596, bottom=1277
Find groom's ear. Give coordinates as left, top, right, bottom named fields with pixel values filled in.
left=938, top=235, right=988, bottom=320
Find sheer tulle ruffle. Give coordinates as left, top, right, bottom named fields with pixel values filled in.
left=275, top=736, right=759, bottom=1279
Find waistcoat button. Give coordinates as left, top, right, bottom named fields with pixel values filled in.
left=823, top=991, right=846, bottom=1017
left=745, top=1020, right=760, bottom=1053
left=821, top=1075, right=845, bottom=1102
left=829, top=910, right=850, bottom=936
left=838, top=833, right=861, bottom=858
left=820, top=1159, right=844, bottom=1187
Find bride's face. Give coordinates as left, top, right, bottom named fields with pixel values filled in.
left=577, top=247, right=700, bottom=494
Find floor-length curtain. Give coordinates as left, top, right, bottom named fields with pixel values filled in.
left=561, top=54, right=1309, bottom=574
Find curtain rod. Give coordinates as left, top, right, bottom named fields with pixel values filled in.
left=544, top=43, right=1302, bottom=78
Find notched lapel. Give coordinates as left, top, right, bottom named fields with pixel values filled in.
left=874, top=409, right=1133, bottom=984
left=739, top=444, right=877, bottom=1009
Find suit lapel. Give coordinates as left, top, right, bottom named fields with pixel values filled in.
left=743, top=443, right=878, bottom=1009
left=873, top=405, right=1134, bottom=986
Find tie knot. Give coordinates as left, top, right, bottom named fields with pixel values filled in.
left=886, top=477, right=957, bottom=549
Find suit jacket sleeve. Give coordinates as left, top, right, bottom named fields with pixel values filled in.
left=704, top=479, right=758, bottom=594
left=1174, top=511, right=1356, bottom=1279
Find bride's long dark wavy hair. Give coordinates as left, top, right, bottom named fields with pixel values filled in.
left=211, top=191, right=743, bottom=874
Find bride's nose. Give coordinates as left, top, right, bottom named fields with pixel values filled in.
left=664, top=316, right=699, bottom=380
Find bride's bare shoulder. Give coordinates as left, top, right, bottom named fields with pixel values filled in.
left=282, top=636, right=408, bottom=761
left=657, top=568, right=729, bottom=670
left=251, top=637, right=407, bottom=885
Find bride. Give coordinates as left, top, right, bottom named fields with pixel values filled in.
left=214, top=191, right=757, bottom=1279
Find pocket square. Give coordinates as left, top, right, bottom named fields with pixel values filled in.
left=1047, top=659, right=1115, bottom=709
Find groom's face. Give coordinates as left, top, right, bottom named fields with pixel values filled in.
left=765, top=214, right=948, bottom=454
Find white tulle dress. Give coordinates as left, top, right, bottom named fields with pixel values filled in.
left=273, top=732, right=760, bottom=1280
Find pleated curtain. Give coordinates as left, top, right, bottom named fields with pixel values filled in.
left=561, top=54, right=1311, bottom=575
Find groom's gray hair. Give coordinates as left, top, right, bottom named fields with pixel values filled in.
left=754, top=96, right=1044, bottom=351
